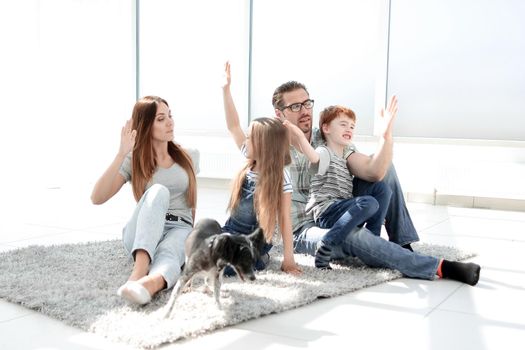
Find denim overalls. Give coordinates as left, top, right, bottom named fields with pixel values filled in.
left=222, top=173, right=273, bottom=272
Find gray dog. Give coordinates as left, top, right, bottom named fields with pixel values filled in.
left=163, top=218, right=265, bottom=318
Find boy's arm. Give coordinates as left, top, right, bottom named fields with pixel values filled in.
left=347, top=95, right=398, bottom=181
left=283, top=120, right=319, bottom=163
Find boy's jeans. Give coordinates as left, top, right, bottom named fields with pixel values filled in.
left=317, top=196, right=379, bottom=246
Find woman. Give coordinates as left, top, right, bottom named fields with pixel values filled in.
left=91, top=96, right=199, bottom=304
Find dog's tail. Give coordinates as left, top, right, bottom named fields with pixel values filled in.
left=162, top=279, right=185, bottom=319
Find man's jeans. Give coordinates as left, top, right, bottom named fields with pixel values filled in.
left=353, top=164, right=419, bottom=246
left=293, top=164, right=436, bottom=279
left=294, top=225, right=439, bottom=280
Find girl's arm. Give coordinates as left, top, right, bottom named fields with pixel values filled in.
left=222, top=61, right=246, bottom=149
left=90, top=120, right=135, bottom=204
left=279, top=192, right=302, bottom=275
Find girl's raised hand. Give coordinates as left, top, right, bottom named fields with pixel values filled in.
left=222, top=61, right=231, bottom=90
left=119, top=119, right=136, bottom=157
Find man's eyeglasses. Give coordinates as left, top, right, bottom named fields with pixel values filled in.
left=281, top=99, right=315, bottom=113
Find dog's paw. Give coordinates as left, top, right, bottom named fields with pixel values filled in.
left=180, top=278, right=194, bottom=294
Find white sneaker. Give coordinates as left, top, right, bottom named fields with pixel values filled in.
left=117, top=281, right=152, bottom=305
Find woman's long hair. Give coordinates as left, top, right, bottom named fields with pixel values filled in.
left=130, top=96, right=197, bottom=209
left=227, top=118, right=291, bottom=241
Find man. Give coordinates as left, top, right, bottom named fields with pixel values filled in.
left=272, top=81, right=417, bottom=254
left=270, top=80, right=479, bottom=284
left=222, top=64, right=480, bottom=285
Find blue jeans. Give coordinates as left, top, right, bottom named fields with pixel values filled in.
left=222, top=176, right=272, bottom=275
left=353, top=164, right=419, bottom=246
left=293, top=164, right=436, bottom=279
left=294, top=225, right=439, bottom=279
left=317, top=196, right=379, bottom=246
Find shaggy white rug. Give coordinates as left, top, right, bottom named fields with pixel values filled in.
left=0, top=239, right=474, bottom=349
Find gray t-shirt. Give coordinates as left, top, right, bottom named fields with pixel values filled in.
left=119, top=147, right=200, bottom=224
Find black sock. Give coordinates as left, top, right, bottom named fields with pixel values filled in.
left=402, top=243, right=413, bottom=252
left=441, top=260, right=481, bottom=286
left=315, top=241, right=333, bottom=270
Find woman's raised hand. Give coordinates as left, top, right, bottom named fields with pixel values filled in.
left=119, top=119, right=136, bottom=157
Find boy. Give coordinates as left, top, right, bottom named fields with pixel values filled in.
left=294, top=105, right=391, bottom=269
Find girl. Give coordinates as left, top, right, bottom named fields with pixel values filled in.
left=222, top=62, right=301, bottom=275
left=91, top=96, right=199, bottom=304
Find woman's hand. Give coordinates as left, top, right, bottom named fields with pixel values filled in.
left=281, top=259, right=302, bottom=275
left=119, top=119, right=136, bottom=157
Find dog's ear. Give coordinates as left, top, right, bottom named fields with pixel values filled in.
left=209, top=219, right=223, bottom=235
left=248, top=227, right=266, bottom=252
left=211, top=234, right=236, bottom=265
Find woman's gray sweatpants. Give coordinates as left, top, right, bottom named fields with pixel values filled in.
left=122, top=184, right=191, bottom=289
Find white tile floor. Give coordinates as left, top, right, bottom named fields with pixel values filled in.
left=1, top=181, right=525, bottom=350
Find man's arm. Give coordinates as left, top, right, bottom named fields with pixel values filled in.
left=347, top=95, right=398, bottom=182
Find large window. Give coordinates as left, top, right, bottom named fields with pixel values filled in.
left=0, top=0, right=135, bottom=186
left=2, top=1, right=522, bottom=187
left=138, top=0, right=251, bottom=178
left=388, top=0, right=525, bottom=141
left=250, top=0, right=388, bottom=136
left=139, top=0, right=250, bottom=133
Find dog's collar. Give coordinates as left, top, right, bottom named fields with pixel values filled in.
left=247, top=237, right=255, bottom=257
left=208, top=235, right=218, bottom=251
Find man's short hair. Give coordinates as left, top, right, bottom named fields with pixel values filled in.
left=272, top=81, right=309, bottom=110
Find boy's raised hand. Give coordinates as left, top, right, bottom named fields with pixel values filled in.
left=379, top=95, right=398, bottom=138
